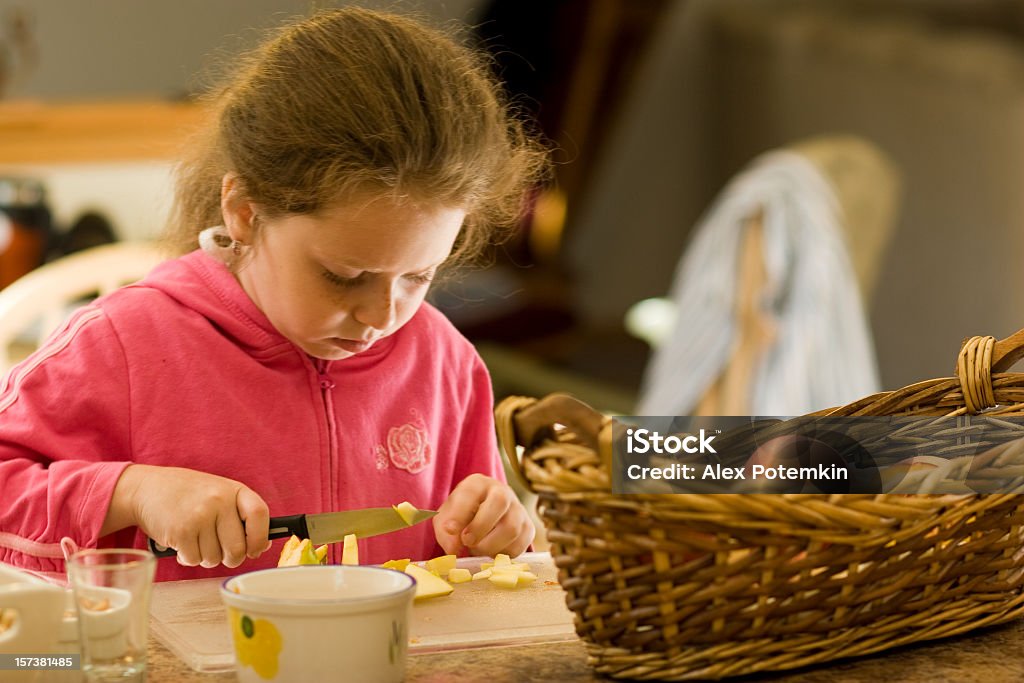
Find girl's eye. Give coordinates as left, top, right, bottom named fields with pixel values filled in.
left=321, top=267, right=434, bottom=287
left=405, top=271, right=435, bottom=286
left=322, top=268, right=363, bottom=287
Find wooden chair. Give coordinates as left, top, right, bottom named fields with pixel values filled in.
left=0, top=241, right=165, bottom=373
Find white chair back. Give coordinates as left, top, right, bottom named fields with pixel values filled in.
left=0, top=242, right=165, bottom=373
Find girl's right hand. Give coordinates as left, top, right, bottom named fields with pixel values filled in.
left=103, top=464, right=271, bottom=569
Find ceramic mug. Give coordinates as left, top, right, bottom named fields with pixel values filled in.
left=221, top=565, right=415, bottom=683
left=0, top=563, right=78, bottom=683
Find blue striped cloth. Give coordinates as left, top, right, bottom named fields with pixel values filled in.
left=637, top=151, right=880, bottom=417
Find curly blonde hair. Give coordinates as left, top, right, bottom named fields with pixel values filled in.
left=165, top=7, right=549, bottom=266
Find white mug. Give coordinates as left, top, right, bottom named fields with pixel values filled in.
left=221, top=566, right=415, bottom=683
left=0, top=563, right=75, bottom=682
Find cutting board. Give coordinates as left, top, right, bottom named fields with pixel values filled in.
left=149, top=552, right=576, bottom=673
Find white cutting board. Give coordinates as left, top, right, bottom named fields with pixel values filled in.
left=150, top=552, right=576, bottom=673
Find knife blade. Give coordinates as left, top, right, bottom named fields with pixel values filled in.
left=148, top=506, right=437, bottom=558
left=273, top=507, right=438, bottom=545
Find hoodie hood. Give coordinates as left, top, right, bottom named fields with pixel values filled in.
left=142, top=250, right=289, bottom=357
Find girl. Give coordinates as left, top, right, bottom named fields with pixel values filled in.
left=0, top=8, right=547, bottom=581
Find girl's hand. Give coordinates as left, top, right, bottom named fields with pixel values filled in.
left=103, top=464, right=271, bottom=569
left=433, top=473, right=534, bottom=558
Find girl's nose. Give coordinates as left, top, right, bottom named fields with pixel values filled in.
left=353, top=281, right=397, bottom=331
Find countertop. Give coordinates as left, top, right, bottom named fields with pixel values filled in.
left=147, top=616, right=1024, bottom=682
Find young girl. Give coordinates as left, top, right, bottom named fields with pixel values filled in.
left=0, top=8, right=547, bottom=581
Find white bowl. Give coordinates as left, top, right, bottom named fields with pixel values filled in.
left=221, top=566, right=415, bottom=683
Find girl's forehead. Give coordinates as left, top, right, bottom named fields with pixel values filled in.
left=295, top=200, right=466, bottom=271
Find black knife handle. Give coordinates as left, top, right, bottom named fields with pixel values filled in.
left=267, top=514, right=309, bottom=541
left=148, top=538, right=178, bottom=558
left=147, top=515, right=308, bottom=559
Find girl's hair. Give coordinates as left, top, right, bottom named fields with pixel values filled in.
left=165, top=7, right=549, bottom=266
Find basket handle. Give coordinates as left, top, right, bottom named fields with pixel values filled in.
left=495, top=393, right=606, bottom=491
left=512, top=393, right=604, bottom=451
left=990, top=327, right=1024, bottom=373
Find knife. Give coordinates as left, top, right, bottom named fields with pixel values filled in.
left=147, top=507, right=438, bottom=558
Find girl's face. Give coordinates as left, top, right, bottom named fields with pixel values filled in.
left=223, top=182, right=465, bottom=360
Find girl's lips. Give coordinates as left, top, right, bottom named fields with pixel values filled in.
left=329, top=337, right=373, bottom=353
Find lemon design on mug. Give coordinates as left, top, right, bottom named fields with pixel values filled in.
left=229, top=607, right=283, bottom=679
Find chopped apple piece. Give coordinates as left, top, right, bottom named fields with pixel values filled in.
left=277, top=536, right=328, bottom=566
left=279, top=536, right=301, bottom=564
left=488, top=572, right=520, bottom=589
left=298, top=541, right=320, bottom=565
left=405, top=563, right=454, bottom=600
left=489, top=570, right=537, bottom=589
left=471, top=568, right=492, bottom=580
left=342, top=534, right=359, bottom=565
left=393, top=501, right=419, bottom=526
left=425, top=554, right=457, bottom=576
left=494, top=554, right=512, bottom=566
left=482, top=559, right=528, bottom=572
left=382, top=558, right=411, bottom=572
left=517, top=571, right=538, bottom=585
left=448, top=568, right=472, bottom=583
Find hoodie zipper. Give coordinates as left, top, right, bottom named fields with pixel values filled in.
left=313, top=358, right=338, bottom=563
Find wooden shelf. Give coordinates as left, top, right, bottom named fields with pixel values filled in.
left=0, top=99, right=210, bottom=164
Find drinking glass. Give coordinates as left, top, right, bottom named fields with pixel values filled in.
left=67, top=549, right=155, bottom=682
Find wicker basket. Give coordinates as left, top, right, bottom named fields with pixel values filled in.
left=494, top=331, right=1024, bottom=680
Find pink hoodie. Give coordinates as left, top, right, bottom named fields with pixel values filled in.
left=0, top=250, right=505, bottom=581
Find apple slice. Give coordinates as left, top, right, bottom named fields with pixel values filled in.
left=425, top=554, right=457, bottom=576
left=488, top=572, right=520, bottom=589
left=393, top=501, right=419, bottom=526
left=297, top=540, right=320, bottom=565
left=448, top=568, right=472, bottom=584
left=405, top=563, right=454, bottom=600
left=278, top=536, right=301, bottom=566
left=342, top=534, right=359, bottom=565
left=489, top=570, right=537, bottom=589
left=382, top=558, right=411, bottom=572
left=278, top=536, right=328, bottom=566
left=484, top=561, right=531, bottom=573
left=516, top=571, right=538, bottom=585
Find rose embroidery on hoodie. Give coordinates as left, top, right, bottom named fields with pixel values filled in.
left=375, top=413, right=432, bottom=473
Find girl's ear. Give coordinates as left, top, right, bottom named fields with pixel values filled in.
left=221, top=173, right=257, bottom=244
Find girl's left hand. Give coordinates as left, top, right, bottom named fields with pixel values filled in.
left=433, top=473, right=534, bottom=557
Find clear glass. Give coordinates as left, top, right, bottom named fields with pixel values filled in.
left=67, top=549, right=156, bottom=683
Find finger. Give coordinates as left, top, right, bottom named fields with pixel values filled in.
left=471, top=497, right=534, bottom=557
left=237, top=488, right=271, bottom=559
left=433, top=515, right=463, bottom=556
left=173, top=530, right=202, bottom=567
left=433, top=475, right=490, bottom=553
left=469, top=508, right=523, bottom=557
left=196, top=520, right=224, bottom=569
left=216, top=509, right=248, bottom=569
left=473, top=513, right=534, bottom=558
left=460, top=486, right=512, bottom=549
left=506, top=518, right=535, bottom=557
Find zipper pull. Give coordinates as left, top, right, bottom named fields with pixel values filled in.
left=318, top=371, right=335, bottom=390
left=313, top=358, right=335, bottom=390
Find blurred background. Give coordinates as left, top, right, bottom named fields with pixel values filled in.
left=2, top=0, right=1023, bottom=415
